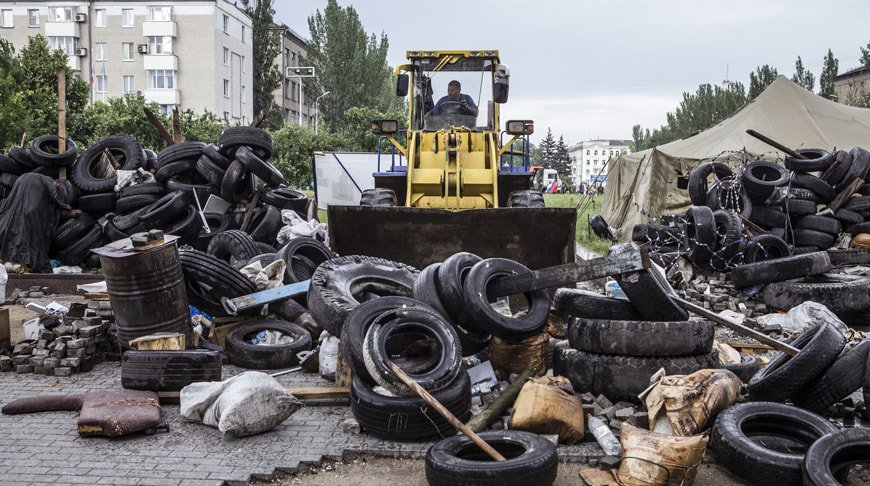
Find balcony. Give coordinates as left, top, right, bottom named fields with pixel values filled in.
left=45, top=21, right=80, bottom=38
left=143, top=54, right=177, bottom=71
left=143, top=89, right=180, bottom=105
left=142, top=21, right=176, bottom=37
left=65, top=55, right=80, bottom=71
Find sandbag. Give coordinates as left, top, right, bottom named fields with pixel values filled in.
left=616, top=423, right=708, bottom=486
left=509, top=375, right=585, bottom=444
left=645, top=369, right=740, bottom=436
left=180, top=371, right=301, bottom=437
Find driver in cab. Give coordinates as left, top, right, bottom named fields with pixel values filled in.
left=426, top=80, right=478, bottom=118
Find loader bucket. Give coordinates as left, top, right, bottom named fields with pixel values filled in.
left=327, top=206, right=577, bottom=269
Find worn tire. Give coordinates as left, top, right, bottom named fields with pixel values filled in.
left=827, top=248, right=870, bottom=266
left=29, top=135, right=78, bottom=168
left=631, top=224, right=683, bottom=247
left=156, top=141, right=206, bottom=169
left=57, top=224, right=104, bottom=266
left=569, top=318, right=714, bottom=356
left=747, top=323, right=845, bottom=402
left=730, top=252, right=831, bottom=288
left=782, top=198, right=817, bottom=216
left=589, top=214, right=615, bottom=240
left=307, top=255, right=418, bottom=336
left=164, top=205, right=202, bottom=244
left=115, top=194, right=161, bottom=214
left=225, top=319, right=311, bottom=369
left=219, top=126, right=273, bottom=159
left=119, top=181, right=166, bottom=198
left=71, top=136, right=142, bottom=193
left=784, top=148, right=832, bottom=172
left=791, top=173, right=835, bottom=203
left=802, top=428, right=870, bottom=486
left=220, top=160, right=253, bottom=203
left=791, top=340, right=870, bottom=414
left=721, top=354, right=760, bottom=383
left=706, top=181, right=752, bottom=218
left=52, top=213, right=97, bottom=250
left=762, top=274, right=870, bottom=312
left=276, top=237, right=335, bottom=283
left=359, top=188, right=397, bottom=206
left=614, top=267, right=689, bottom=321
left=178, top=249, right=257, bottom=317
left=261, top=186, right=309, bottom=211
left=689, top=161, right=732, bottom=206
left=412, top=263, right=452, bottom=321
left=711, top=209, right=745, bottom=267
left=191, top=212, right=232, bottom=251
left=710, top=402, right=837, bottom=486
left=425, top=430, right=558, bottom=486
left=202, top=143, right=231, bottom=170
left=236, top=146, right=284, bottom=187
left=121, top=350, right=221, bottom=391
left=749, top=205, right=788, bottom=229
left=553, top=289, right=641, bottom=320
left=742, top=160, right=789, bottom=202
left=138, top=191, right=190, bottom=229
left=507, top=190, right=545, bottom=208
left=77, top=192, right=117, bottom=212
left=684, top=205, right=717, bottom=266
left=438, top=252, right=483, bottom=331
left=793, top=215, right=841, bottom=236
left=743, top=234, right=791, bottom=263
left=244, top=205, right=282, bottom=244
left=194, top=153, right=226, bottom=187
left=206, top=229, right=261, bottom=265
left=793, top=229, right=836, bottom=249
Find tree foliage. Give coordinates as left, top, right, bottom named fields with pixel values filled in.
left=749, top=65, right=778, bottom=99
left=241, top=0, right=283, bottom=127
left=791, top=56, right=815, bottom=91
left=304, top=0, right=399, bottom=134
left=538, top=128, right=556, bottom=167
left=552, top=135, right=573, bottom=187
left=337, top=105, right=406, bottom=153
left=271, top=122, right=339, bottom=187
left=819, top=49, right=839, bottom=100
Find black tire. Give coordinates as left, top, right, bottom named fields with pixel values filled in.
left=793, top=215, right=841, bottom=235
left=614, top=267, right=689, bottom=321
left=52, top=213, right=97, bottom=250
left=225, top=319, right=312, bottom=369
left=245, top=204, right=282, bottom=243
left=412, top=263, right=452, bottom=321
left=782, top=198, right=817, bottom=216
left=792, top=340, right=870, bottom=414
left=156, top=141, right=206, bottom=169
left=589, top=214, right=615, bottom=240
left=746, top=323, right=845, bottom=402
left=425, top=430, right=558, bottom=486
left=553, top=288, right=641, bottom=320
left=712, top=209, right=745, bottom=267
left=743, top=234, right=791, bottom=263
left=138, top=191, right=190, bottom=228
left=762, top=274, right=870, bottom=312
left=206, top=229, right=261, bottom=265
left=792, top=229, right=836, bottom=249
left=307, top=255, right=418, bottom=336
left=232, top=252, right=281, bottom=270
left=683, top=206, right=717, bottom=266
left=803, top=428, right=870, bottom=486
left=194, top=153, right=226, bottom=187
left=555, top=347, right=718, bottom=402
left=115, top=194, right=161, bottom=214
left=57, top=224, right=104, bottom=266
left=29, top=135, right=77, bottom=168
left=784, top=148, right=832, bottom=172
left=276, top=237, right=335, bottom=283
left=705, top=180, right=752, bottom=218
left=363, top=307, right=462, bottom=396
left=154, top=158, right=197, bottom=183
left=103, top=221, right=130, bottom=242
left=143, top=149, right=158, bottom=171
left=165, top=174, right=219, bottom=203
left=112, top=206, right=149, bottom=232
left=730, top=252, right=831, bottom=288
left=788, top=187, right=826, bottom=204
left=507, top=190, right=545, bottom=208
left=833, top=208, right=864, bottom=225
left=438, top=252, right=483, bottom=331
left=236, top=146, right=284, bottom=187
left=710, top=402, right=838, bottom=486
left=0, top=153, right=28, bottom=175
left=76, top=192, right=117, bottom=212
left=631, top=223, right=683, bottom=247
left=742, top=160, right=789, bottom=202
left=121, top=350, right=221, bottom=391
left=790, top=173, right=835, bottom=203
left=689, top=161, right=733, bottom=206
left=219, top=126, right=273, bottom=159
left=454, top=325, right=490, bottom=358
left=7, top=145, right=36, bottom=170
left=462, top=258, right=550, bottom=340
left=71, top=136, right=142, bottom=194
left=119, top=181, right=165, bottom=198
left=721, top=354, right=760, bottom=383
left=350, top=372, right=470, bottom=441
left=359, top=188, right=397, bottom=206
left=827, top=248, right=870, bottom=266
left=178, top=249, right=258, bottom=317
left=261, top=186, right=309, bottom=211
left=844, top=195, right=870, bottom=212
left=201, top=143, right=231, bottom=170
left=569, top=318, right=714, bottom=356
left=749, top=205, right=788, bottom=228
left=823, top=150, right=853, bottom=187
left=847, top=220, right=870, bottom=236
left=164, top=205, right=201, bottom=244
left=191, top=212, right=231, bottom=251
left=220, top=160, right=253, bottom=203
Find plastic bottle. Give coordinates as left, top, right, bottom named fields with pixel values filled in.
left=587, top=413, right=621, bottom=456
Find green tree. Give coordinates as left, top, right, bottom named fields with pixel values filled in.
left=538, top=128, right=556, bottom=167
left=553, top=135, right=573, bottom=188
left=861, top=42, right=870, bottom=68
left=819, top=49, right=839, bottom=100
left=0, top=39, right=27, bottom=149
left=337, top=105, right=406, bottom=152
left=791, top=56, right=815, bottom=91
left=748, top=65, right=778, bottom=99
left=271, top=123, right=339, bottom=187
left=631, top=124, right=645, bottom=152
left=304, top=0, right=398, bottom=134
left=240, top=0, right=282, bottom=126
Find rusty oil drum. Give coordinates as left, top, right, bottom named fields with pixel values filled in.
left=99, top=241, right=190, bottom=347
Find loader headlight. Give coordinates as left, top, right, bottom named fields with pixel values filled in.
left=371, top=119, right=399, bottom=135
left=506, top=120, right=534, bottom=135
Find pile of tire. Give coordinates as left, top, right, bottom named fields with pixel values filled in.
left=3, top=128, right=311, bottom=268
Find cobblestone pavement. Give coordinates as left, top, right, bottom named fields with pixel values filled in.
left=0, top=362, right=603, bottom=485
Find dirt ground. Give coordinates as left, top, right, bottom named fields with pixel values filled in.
left=252, top=457, right=752, bottom=485
left=4, top=294, right=87, bottom=344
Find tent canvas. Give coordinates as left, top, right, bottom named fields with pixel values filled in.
left=601, top=76, right=870, bottom=240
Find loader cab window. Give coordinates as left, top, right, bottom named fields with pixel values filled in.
left=412, top=57, right=495, bottom=131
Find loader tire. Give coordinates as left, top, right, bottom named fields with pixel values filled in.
left=425, top=430, right=558, bottom=486
left=746, top=323, right=845, bottom=402
left=729, top=252, right=832, bottom=288
left=121, top=350, right=222, bottom=391
left=507, top=190, right=545, bottom=208
left=568, top=318, right=714, bottom=357
left=803, top=428, right=870, bottom=486
left=792, top=340, right=870, bottom=414
left=225, top=319, right=311, bottom=369
left=359, top=188, right=397, bottom=206
left=710, top=402, right=837, bottom=486
left=552, top=288, right=641, bottom=321
left=206, top=229, right=261, bottom=265
left=688, top=161, right=732, bottom=206
left=307, top=255, right=418, bottom=336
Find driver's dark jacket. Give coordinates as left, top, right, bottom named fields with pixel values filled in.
left=431, top=94, right=478, bottom=115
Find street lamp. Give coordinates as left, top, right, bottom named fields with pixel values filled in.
left=314, top=91, right=330, bottom=134
left=285, top=66, right=316, bottom=126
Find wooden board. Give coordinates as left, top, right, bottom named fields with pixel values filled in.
left=285, top=386, right=350, bottom=400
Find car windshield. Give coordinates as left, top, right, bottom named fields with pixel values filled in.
left=411, top=56, right=495, bottom=131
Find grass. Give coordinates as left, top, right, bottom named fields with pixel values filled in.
left=543, top=194, right=611, bottom=256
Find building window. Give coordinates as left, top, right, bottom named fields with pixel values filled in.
left=223, top=79, right=230, bottom=98
left=241, top=25, right=246, bottom=43
left=94, top=9, right=106, bottom=27
left=48, top=7, right=74, bottom=22
left=94, top=42, right=107, bottom=61
left=96, top=75, right=108, bottom=93
left=123, top=75, right=135, bottom=93
left=240, top=55, right=244, bottom=73
left=585, top=150, right=590, bottom=155
left=291, top=82, right=298, bottom=101
left=147, top=69, right=175, bottom=89
left=122, top=43, right=134, bottom=61
left=27, top=9, right=40, bottom=27
left=291, top=52, right=297, bottom=66
left=283, top=48, right=290, bottom=66
left=48, top=36, right=76, bottom=56
left=223, top=47, right=229, bottom=66
left=146, top=6, right=171, bottom=21
left=223, top=111, right=229, bottom=121
left=222, top=14, right=228, bottom=33
left=0, top=9, right=13, bottom=27
left=159, top=104, right=173, bottom=116
left=122, top=9, right=134, bottom=27
left=241, top=86, right=246, bottom=103
left=147, top=36, right=173, bottom=55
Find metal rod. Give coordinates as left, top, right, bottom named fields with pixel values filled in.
left=270, top=366, right=301, bottom=378
left=465, top=367, right=533, bottom=433
left=387, top=361, right=506, bottom=462
left=672, top=296, right=799, bottom=356
left=746, top=129, right=806, bottom=159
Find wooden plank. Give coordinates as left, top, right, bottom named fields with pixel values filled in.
left=727, top=342, right=774, bottom=350
left=285, top=387, right=349, bottom=400
left=490, top=243, right=649, bottom=297
left=828, top=178, right=864, bottom=212
left=143, top=107, right=175, bottom=146
left=745, top=129, right=806, bottom=159
left=57, top=68, right=67, bottom=180
left=171, top=107, right=184, bottom=144
left=250, top=110, right=266, bottom=127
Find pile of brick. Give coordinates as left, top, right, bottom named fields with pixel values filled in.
left=6, top=286, right=51, bottom=302
left=0, top=302, right=118, bottom=376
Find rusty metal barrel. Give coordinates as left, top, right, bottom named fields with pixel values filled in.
left=98, top=240, right=190, bottom=347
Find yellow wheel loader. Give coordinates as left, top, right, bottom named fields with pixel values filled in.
left=327, top=50, right=577, bottom=268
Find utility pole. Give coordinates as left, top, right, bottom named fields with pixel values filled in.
left=285, top=66, right=315, bottom=127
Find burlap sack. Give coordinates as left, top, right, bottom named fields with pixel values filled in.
left=509, top=375, right=584, bottom=444
left=645, top=368, right=741, bottom=436
left=616, top=423, right=708, bottom=486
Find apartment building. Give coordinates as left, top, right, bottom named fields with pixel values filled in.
left=567, top=139, right=631, bottom=187
left=273, top=23, right=316, bottom=128
left=0, top=0, right=253, bottom=123
left=834, top=65, right=870, bottom=106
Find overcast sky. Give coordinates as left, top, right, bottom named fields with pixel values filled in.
left=274, top=0, right=870, bottom=145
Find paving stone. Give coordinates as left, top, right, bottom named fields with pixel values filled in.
left=15, top=364, right=34, bottom=373
left=68, top=348, right=86, bottom=359
left=13, top=343, right=33, bottom=355
left=53, top=367, right=72, bottom=377
left=66, top=339, right=86, bottom=350
left=78, top=325, right=103, bottom=338
left=60, top=358, right=81, bottom=369
left=0, top=356, right=11, bottom=371
left=600, top=454, right=622, bottom=469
